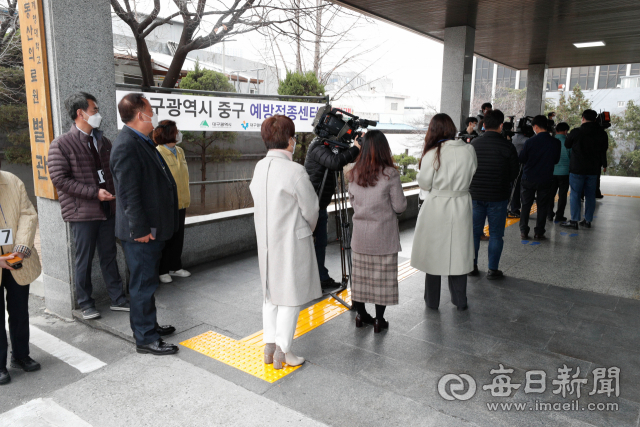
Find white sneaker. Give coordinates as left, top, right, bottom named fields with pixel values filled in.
left=159, top=274, right=173, bottom=283
left=169, top=269, right=191, bottom=278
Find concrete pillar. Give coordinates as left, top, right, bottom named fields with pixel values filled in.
left=525, top=64, right=548, bottom=117
left=515, top=70, right=521, bottom=90
left=40, top=0, right=123, bottom=318
left=439, top=26, right=475, bottom=130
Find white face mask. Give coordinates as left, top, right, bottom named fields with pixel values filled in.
left=142, top=112, right=159, bottom=128
left=176, top=131, right=183, bottom=144
left=83, top=111, right=102, bottom=129
left=291, top=137, right=297, bottom=155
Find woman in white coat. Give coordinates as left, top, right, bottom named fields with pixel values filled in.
left=249, top=115, right=321, bottom=369
left=410, top=113, right=477, bottom=311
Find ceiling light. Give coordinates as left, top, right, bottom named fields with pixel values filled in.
left=574, top=41, right=606, bottom=48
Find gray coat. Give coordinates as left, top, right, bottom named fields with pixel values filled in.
left=110, top=126, right=178, bottom=242
left=411, top=139, right=477, bottom=275
left=249, top=151, right=322, bottom=307
left=348, top=167, right=407, bottom=255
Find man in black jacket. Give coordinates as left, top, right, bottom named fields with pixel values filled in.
left=111, top=93, right=179, bottom=356
left=469, top=110, right=519, bottom=279
left=518, top=115, right=561, bottom=240
left=560, top=109, right=609, bottom=229
left=304, top=136, right=360, bottom=292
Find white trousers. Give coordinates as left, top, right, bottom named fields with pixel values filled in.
left=262, top=296, right=301, bottom=354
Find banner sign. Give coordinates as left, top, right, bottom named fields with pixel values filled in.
left=18, top=0, right=57, bottom=199
left=116, top=91, right=324, bottom=132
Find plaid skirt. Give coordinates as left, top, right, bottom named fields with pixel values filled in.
left=351, top=251, right=399, bottom=306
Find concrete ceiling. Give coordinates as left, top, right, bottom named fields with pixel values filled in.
left=331, top=0, right=640, bottom=70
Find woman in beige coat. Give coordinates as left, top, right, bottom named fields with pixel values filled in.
left=249, top=115, right=321, bottom=370
left=0, top=166, right=42, bottom=385
left=410, top=114, right=477, bottom=311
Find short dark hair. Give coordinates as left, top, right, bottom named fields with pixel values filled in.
left=555, top=122, right=570, bottom=132
left=261, top=115, right=295, bottom=150
left=532, top=115, right=548, bottom=130
left=153, top=120, right=179, bottom=145
left=65, top=92, right=97, bottom=120
left=118, top=93, right=148, bottom=124
left=483, top=109, right=505, bottom=130
left=481, top=102, right=493, bottom=111
left=548, top=112, right=556, bottom=118
left=465, top=117, right=478, bottom=126
left=582, top=109, right=597, bottom=121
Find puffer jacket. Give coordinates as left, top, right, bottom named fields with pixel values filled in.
left=469, top=131, right=519, bottom=201
left=553, top=134, right=571, bottom=176
left=565, top=122, right=609, bottom=175
left=48, top=125, right=116, bottom=222
left=304, top=137, right=360, bottom=210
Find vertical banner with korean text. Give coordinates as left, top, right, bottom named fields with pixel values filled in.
left=115, top=91, right=324, bottom=132
left=18, top=0, right=56, bottom=199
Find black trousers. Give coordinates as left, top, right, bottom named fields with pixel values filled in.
left=1, top=270, right=30, bottom=368
left=70, top=216, right=126, bottom=310
left=520, top=179, right=553, bottom=236
left=548, top=175, right=570, bottom=220
left=159, top=209, right=186, bottom=275
left=425, top=274, right=467, bottom=309
left=509, top=167, right=523, bottom=212
left=122, top=239, right=165, bottom=346
left=596, top=170, right=602, bottom=197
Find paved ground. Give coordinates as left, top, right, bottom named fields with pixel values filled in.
left=1, top=176, right=639, bottom=427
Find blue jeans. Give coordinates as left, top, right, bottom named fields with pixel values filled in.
left=473, top=199, right=509, bottom=271
left=313, top=209, right=330, bottom=281
left=122, top=239, right=165, bottom=346
left=569, top=173, right=597, bottom=222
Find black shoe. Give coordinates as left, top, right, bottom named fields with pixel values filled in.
left=468, top=265, right=479, bottom=276
left=534, top=233, right=546, bottom=240
left=560, top=220, right=579, bottom=230
left=507, top=210, right=521, bottom=218
left=373, top=318, right=389, bottom=333
left=321, top=278, right=342, bottom=293
left=555, top=216, right=567, bottom=222
left=457, top=305, right=469, bottom=311
left=520, top=232, right=529, bottom=240
left=355, top=313, right=375, bottom=328
left=10, top=356, right=41, bottom=372
left=156, top=325, right=176, bottom=336
left=480, top=233, right=490, bottom=241
left=136, top=339, right=179, bottom=355
left=579, top=219, right=592, bottom=228
left=0, top=368, right=10, bottom=385
left=547, top=216, right=555, bottom=222
left=487, top=270, right=504, bottom=280
left=596, top=195, right=604, bottom=199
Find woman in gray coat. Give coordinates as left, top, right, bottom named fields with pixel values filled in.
left=410, top=114, right=477, bottom=311
left=347, top=130, right=407, bottom=333
left=249, top=115, right=321, bottom=369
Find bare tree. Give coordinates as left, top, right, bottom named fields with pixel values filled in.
left=225, top=171, right=254, bottom=210
left=0, top=0, right=19, bottom=64
left=111, top=0, right=319, bottom=88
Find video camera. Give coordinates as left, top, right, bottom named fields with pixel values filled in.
left=455, top=132, right=478, bottom=143
left=312, top=104, right=377, bottom=150
left=502, top=116, right=516, bottom=139
left=515, top=116, right=535, bottom=138
left=597, top=111, right=611, bottom=129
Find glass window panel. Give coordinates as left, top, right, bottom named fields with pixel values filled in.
left=631, top=64, right=640, bottom=76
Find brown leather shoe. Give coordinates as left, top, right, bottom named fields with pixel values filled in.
left=521, top=232, right=529, bottom=240
left=480, top=233, right=490, bottom=241
left=534, top=234, right=546, bottom=240
left=355, top=313, right=375, bottom=328
left=374, top=318, right=389, bottom=333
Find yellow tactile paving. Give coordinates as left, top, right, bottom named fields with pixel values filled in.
left=180, top=331, right=300, bottom=383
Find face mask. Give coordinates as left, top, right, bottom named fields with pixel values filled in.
left=83, top=111, right=102, bottom=128
left=176, top=131, right=183, bottom=144
left=142, top=112, right=159, bottom=128
left=291, top=137, right=297, bottom=155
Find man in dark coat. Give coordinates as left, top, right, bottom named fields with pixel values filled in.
left=518, top=115, right=561, bottom=240
left=48, top=92, right=127, bottom=320
left=469, top=110, right=519, bottom=279
left=304, top=137, right=360, bottom=292
left=110, top=93, right=179, bottom=356
left=560, top=109, right=609, bottom=229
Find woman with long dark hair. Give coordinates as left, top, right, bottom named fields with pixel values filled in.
left=410, top=114, right=477, bottom=311
left=347, top=130, right=407, bottom=332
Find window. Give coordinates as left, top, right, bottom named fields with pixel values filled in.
left=519, top=70, right=528, bottom=89
left=630, top=64, right=640, bottom=76
left=569, top=66, right=596, bottom=90
left=618, top=101, right=626, bottom=107
left=546, top=68, right=568, bottom=91
left=474, top=58, right=494, bottom=97
left=496, top=66, right=517, bottom=89
left=391, top=103, right=398, bottom=111
left=598, top=64, right=627, bottom=89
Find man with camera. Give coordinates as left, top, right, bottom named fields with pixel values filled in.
left=560, top=109, right=609, bottom=230
left=305, top=136, right=361, bottom=292
left=469, top=110, right=519, bottom=279
left=518, top=116, right=561, bottom=240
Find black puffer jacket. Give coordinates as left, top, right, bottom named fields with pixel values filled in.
left=565, top=122, right=609, bottom=175
left=469, top=131, right=519, bottom=201
left=304, top=137, right=360, bottom=209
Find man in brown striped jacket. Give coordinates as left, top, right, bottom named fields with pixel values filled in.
left=48, top=92, right=128, bottom=320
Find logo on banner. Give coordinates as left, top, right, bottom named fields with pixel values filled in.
left=241, top=121, right=249, bottom=130
left=200, top=120, right=209, bottom=128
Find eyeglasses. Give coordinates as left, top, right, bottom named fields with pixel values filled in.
left=292, top=134, right=299, bottom=141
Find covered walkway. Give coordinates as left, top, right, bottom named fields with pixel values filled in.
left=74, top=176, right=640, bottom=427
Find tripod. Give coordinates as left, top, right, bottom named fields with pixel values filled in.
left=317, top=167, right=353, bottom=310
